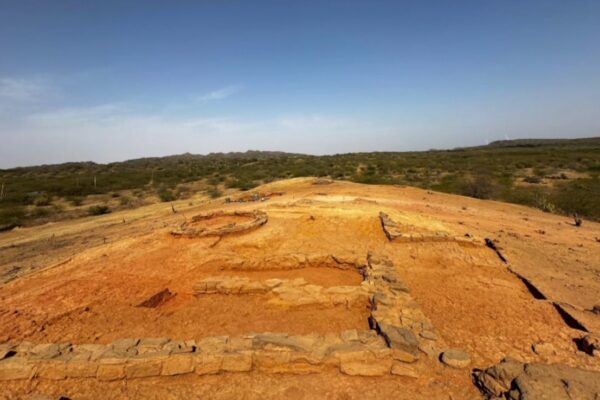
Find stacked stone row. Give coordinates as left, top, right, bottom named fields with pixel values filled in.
left=364, top=252, right=445, bottom=361
left=0, top=330, right=421, bottom=381
left=193, top=276, right=370, bottom=307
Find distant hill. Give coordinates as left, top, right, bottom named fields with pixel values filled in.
left=1, top=138, right=599, bottom=229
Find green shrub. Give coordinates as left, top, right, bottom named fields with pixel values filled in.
left=68, top=196, right=84, bottom=206
left=158, top=190, right=177, bottom=202
left=33, top=193, right=51, bottom=206
left=523, top=176, right=542, bottom=184
left=461, top=175, right=496, bottom=199
left=88, top=205, right=110, bottom=216
left=207, top=186, right=222, bottom=199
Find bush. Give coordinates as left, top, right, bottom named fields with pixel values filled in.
left=119, top=196, right=132, bottom=207
left=68, top=196, right=84, bottom=206
left=461, top=175, right=496, bottom=199
left=534, top=193, right=556, bottom=213
left=0, top=206, right=26, bottom=229
left=33, top=193, right=51, bottom=206
left=158, top=190, right=177, bottom=202
left=88, top=205, right=110, bottom=216
left=523, top=176, right=542, bottom=184
left=207, top=186, right=222, bottom=199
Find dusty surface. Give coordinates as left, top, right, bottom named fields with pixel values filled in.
left=1, top=177, right=599, bottom=399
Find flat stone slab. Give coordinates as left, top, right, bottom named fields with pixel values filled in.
left=440, top=349, right=471, bottom=369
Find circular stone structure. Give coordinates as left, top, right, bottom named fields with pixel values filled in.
left=171, top=210, right=268, bottom=238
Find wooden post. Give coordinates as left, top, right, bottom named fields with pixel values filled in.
left=93, top=175, right=97, bottom=189
left=0, top=182, right=4, bottom=200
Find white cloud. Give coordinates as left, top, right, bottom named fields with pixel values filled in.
left=1, top=103, right=404, bottom=167
left=0, top=78, right=46, bottom=101
left=197, top=85, right=240, bottom=103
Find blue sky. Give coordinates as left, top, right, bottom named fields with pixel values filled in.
left=1, top=0, right=599, bottom=167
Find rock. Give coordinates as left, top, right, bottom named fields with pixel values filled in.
left=137, top=337, right=170, bottom=354
left=125, top=359, right=163, bottom=378
left=340, top=359, right=391, bottom=376
left=391, top=362, right=419, bottom=378
left=340, top=330, right=359, bottom=342
left=30, top=344, right=61, bottom=360
left=252, top=333, right=314, bottom=352
left=66, top=360, right=98, bottom=378
left=0, top=344, right=15, bottom=360
left=579, top=334, right=600, bottom=357
left=419, top=330, right=438, bottom=341
left=37, top=360, right=67, bottom=380
left=197, top=336, right=229, bottom=353
left=377, top=323, right=419, bottom=356
left=0, top=359, right=36, bottom=380
left=195, top=354, right=222, bottom=375
left=111, top=338, right=139, bottom=353
left=162, top=355, right=195, bottom=376
left=74, top=344, right=107, bottom=361
left=532, top=342, right=556, bottom=357
left=96, top=364, right=125, bottom=381
left=221, top=351, right=253, bottom=372
left=473, top=358, right=524, bottom=398
left=253, top=350, right=292, bottom=373
left=474, top=358, right=600, bottom=400
left=164, top=340, right=195, bottom=354
left=391, top=348, right=418, bottom=363
left=440, top=349, right=471, bottom=369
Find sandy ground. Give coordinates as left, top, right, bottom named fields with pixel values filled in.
left=1, top=177, right=599, bottom=399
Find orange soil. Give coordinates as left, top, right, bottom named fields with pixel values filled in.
left=1, top=177, right=599, bottom=399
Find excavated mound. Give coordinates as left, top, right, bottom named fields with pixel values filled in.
left=1, top=177, right=599, bottom=399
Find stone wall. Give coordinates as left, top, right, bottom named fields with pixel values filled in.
left=379, top=212, right=479, bottom=245
left=171, top=210, right=268, bottom=238
left=0, top=330, right=418, bottom=381
left=0, top=251, right=457, bottom=382
left=193, top=276, right=370, bottom=307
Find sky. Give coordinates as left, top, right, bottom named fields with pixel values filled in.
left=1, top=0, right=599, bottom=168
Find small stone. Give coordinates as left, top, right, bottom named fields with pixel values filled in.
left=340, top=330, right=359, bottom=342
left=392, top=348, right=418, bottom=363
left=580, top=334, right=600, bottom=357
left=391, top=362, right=419, bottom=378
left=420, top=330, right=438, bottom=341
left=441, top=349, right=471, bottom=369
left=532, top=342, right=556, bottom=357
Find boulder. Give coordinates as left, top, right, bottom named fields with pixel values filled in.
left=474, top=358, right=600, bottom=400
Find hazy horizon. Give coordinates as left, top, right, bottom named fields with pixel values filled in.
left=1, top=1, right=600, bottom=168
